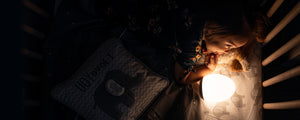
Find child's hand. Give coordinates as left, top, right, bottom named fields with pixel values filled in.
left=204, top=53, right=219, bottom=71
left=174, top=53, right=219, bottom=85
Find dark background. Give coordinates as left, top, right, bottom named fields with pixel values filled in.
left=2, top=1, right=23, bottom=120
left=3, top=0, right=299, bottom=120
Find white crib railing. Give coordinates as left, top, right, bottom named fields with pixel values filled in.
left=264, top=1, right=300, bottom=45
left=262, top=0, right=300, bottom=110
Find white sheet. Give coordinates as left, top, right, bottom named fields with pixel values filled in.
left=198, top=43, right=263, bottom=120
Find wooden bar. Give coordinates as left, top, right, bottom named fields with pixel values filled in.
left=267, top=0, right=285, bottom=17
left=263, top=66, right=300, bottom=87
left=264, top=1, right=300, bottom=45
left=22, top=24, right=45, bottom=39
left=21, top=73, right=40, bottom=82
left=22, top=48, right=43, bottom=60
left=289, top=42, right=300, bottom=59
left=262, top=34, right=300, bottom=66
left=263, top=100, right=300, bottom=109
left=23, top=0, right=49, bottom=18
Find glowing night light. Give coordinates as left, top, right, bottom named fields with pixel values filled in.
left=202, top=74, right=236, bottom=103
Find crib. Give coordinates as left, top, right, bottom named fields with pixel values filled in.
left=261, top=0, right=300, bottom=119
left=21, top=0, right=300, bottom=119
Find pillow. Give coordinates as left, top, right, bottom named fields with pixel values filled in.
left=51, top=38, right=170, bottom=120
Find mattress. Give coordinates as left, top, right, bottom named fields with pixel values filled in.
left=51, top=38, right=263, bottom=120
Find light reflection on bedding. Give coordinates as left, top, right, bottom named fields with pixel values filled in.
left=198, top=43, right=262, bottom=120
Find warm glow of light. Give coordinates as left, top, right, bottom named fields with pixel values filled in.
left=202, top=74, right=236, bottom=103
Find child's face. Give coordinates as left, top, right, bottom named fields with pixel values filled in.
left=204, top=34, right=248, bottom=54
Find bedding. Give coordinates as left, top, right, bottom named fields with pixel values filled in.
left=198, top=43, right=263, bottom=120
left=51, top=37, right=262, bottom=120
left=51, top=38, right=169, bottom=120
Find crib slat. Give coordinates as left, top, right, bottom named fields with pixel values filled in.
left=263, top=66, right=300, bottom=87
left=23, top=0, right=50, bottom=18
left=22, top=48, right=43, bottom=60
left=263, top=100, right=300, bottom=109
left=267, top=0, right=285, bottom=18
left=21, top=73, right=41, bottom=82
left=262, top=34, right=300, bottom=66
left=264, top=1, right=300, bottom=45
left=22, top=24, right=46, bottom=39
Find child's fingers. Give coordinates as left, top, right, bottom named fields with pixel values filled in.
left=210, top=54, right=215, bottom=64
left=214, top=54, right=218, bottom=64
left=205, top=54, right=210, bottom=65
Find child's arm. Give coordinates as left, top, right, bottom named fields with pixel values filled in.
left=174, top=53, right=218, bottom=84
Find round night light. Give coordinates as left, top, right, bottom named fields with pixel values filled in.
left=202, top=74, right=236, bottom=103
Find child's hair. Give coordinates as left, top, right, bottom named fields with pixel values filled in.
left=203, top=1, right=269, bottom=72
